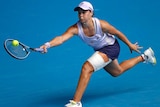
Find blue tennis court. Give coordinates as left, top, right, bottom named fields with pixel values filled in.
left=0, top=0, right=160, bottom=107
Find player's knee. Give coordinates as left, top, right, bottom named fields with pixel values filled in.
left=109, top=69, right=123, bottom=77
left=81, top=62, right=94, bottom=77
left=111, top=73, right=120, bottom=77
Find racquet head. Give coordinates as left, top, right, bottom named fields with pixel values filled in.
left=4, top=39, right=31, bottom=60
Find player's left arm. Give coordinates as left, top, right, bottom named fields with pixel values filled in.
left=100, top=20, right=141, bottom=53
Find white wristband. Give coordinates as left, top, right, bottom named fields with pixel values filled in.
left=44, top=42, right=51, bottom=48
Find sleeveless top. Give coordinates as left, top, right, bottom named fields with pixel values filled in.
left=77, top=17, right=115, bottom=50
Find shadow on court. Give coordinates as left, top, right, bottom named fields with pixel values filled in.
left=30, top=87, right=141, bottom=107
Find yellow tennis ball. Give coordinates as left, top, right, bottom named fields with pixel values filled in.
left=12, top=40, right=19, bottom=46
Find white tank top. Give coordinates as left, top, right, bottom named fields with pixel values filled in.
left=77, top=17, right=115, bottom=50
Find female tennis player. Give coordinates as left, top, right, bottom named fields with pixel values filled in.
left=40, top=1, right=156, bottom=107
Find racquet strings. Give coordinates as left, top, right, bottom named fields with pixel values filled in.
left=5, top=40, right=29, bottom=58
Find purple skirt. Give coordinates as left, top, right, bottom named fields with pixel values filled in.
left=95, top=39, right=120, bottom=60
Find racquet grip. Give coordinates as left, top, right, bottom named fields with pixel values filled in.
left=34, top=48, right=44, bottom=52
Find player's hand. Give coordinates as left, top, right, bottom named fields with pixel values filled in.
left=40, top=45, right=48, bottom=53
left=129, top=42, right=143, bottom=54
left=40, top=42, right=50, bottom=53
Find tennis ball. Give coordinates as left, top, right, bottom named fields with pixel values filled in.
left=12, top=40, right=19, bottom=46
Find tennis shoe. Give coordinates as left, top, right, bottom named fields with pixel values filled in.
left=142, top=47, right=156, bottom=65
left=65, top=100, right=82, bottom=107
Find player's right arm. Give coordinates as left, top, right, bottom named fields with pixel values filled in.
left=40, top=24, right=78, bottom=52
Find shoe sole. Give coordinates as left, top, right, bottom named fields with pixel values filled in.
left=148, top=47, right=157, bottom=65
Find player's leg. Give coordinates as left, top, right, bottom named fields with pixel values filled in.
left=104, top=56, right=143, bottom=77
left=73, top=61, right=94, bottom=102
left=104, top=47, right=157, bottom=77
left=65, top=61, right=94, bottom=107
left=65, top=51, right=112, bottom=107
left=73, top=51, right=112, bottom=101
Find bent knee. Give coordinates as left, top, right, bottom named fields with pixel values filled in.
left=82, top=62, right=94, bottom=74
left=80, top=62, right=94, bottom=79
left=110, top=73, right=121, bottom=77
left=108, top=69, right=123, bottom=77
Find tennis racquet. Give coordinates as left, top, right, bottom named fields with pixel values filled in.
left=4, top=39, right=43, bottom=60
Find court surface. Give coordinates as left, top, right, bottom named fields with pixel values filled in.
left=0, top=0, right=160, bottom=107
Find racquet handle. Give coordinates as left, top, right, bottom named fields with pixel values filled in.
left=34, top=48, right=44, bottom=52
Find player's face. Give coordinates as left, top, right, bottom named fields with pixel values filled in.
left=77, top=9, right=92, bottom=23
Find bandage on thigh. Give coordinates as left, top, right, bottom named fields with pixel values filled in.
left=87, top=51, right=112, bottom=71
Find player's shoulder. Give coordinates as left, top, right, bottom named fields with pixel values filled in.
left=99, top=19, right=109, bottom=24
left=95, top=18, right=113, bottom=32
left=98, top=19, right=111, bottom=28
left=70, top=23, right=78, bottom=31
left=93, top=17, right=108, bottom=24
left=66, top=23, right=78, bottom=35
